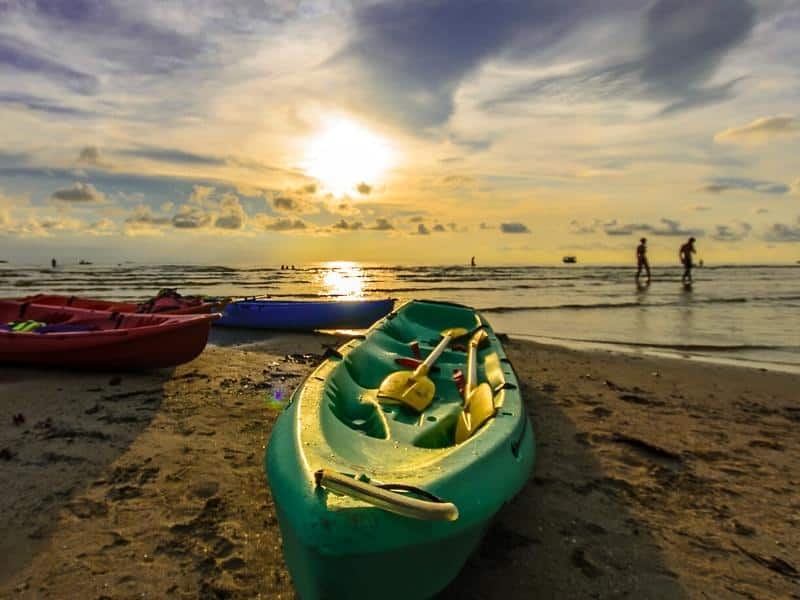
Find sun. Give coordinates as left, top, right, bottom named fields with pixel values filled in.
left=303, top=118, right=394, bottom=196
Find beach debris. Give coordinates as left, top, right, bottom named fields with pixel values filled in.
left=611, top=432, right=682, bottom=463
left=618, top=393, right=663, bottom=406
left=732, top=541, right=799, bottom=580
left=731, top=521, right=756, bottom=537
left=0, top=447, right=16, bottom=460
left=591, top=406, right=613, bottom=418
left=604, top=379, right=620, bottom=390
left=571, top=547, right=603, bottom=578
left=651, top=371, right=661, bottom=377
left=12, top=412, right=25, bottom=425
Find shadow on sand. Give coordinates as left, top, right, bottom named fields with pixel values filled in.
left=437, top=352, right=689, bottom=599
left=0, top=365, right=171, bottom=586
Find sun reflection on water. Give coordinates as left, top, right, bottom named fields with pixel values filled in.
left=319, top=262, right=365, bottom=298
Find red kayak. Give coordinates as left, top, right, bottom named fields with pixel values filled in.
left=0, top=300, right=219, bottom=369
left=19, top=291, right=220, bottom=315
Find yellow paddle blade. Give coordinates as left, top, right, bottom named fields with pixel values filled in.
left=377, top=371, right=436, bottom=412
left=454, top=383, right=496, bottom=443
left=441, top=326, right=469, bottom=339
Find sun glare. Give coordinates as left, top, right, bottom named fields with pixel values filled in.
left=304, top=118, right=394, bottom=196
left=319, top=261, right=365, bottom=298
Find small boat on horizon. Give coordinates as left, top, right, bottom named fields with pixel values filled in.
left=562, top=255, right=577, bottom=264
left=216, top=297, right=395, bottom=330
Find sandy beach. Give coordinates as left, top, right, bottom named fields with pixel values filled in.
left=1, top=334, right=798, bottom=599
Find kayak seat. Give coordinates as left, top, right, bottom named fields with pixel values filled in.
left=326, top=363, right=388, bottom=440
left=342, top=343, right=405, bottom=389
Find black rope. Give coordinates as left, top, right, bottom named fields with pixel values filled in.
left=376, top=483, right=446, bottom=503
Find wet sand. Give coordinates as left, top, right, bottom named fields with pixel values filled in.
left=1, top=334, right=798, bottom=598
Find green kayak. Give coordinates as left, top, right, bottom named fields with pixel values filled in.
left=266, top=300, right=535, bottom=599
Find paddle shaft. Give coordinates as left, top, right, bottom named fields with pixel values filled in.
left=411, top=332, right=455, bottom=379
left=464, top=329, right=487, bottom=406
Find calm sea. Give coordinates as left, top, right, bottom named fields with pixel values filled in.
left=1, top=262, right=798, bottom=373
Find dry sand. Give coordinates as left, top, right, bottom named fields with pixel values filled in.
left=1, top=333, right=798, bottom=599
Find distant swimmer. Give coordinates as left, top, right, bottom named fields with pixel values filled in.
left=635, top=237, right=650, bottom=284
left=470, top=256, right=476, bottom=267
left=679, top=237, right=696, bottom=285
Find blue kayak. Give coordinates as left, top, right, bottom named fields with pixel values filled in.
left=215, top=298, right=395, bottom=330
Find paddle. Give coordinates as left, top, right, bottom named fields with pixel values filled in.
left=378, top=327, right=468, bottom=412
left=455, top=329, right=496, bottom=443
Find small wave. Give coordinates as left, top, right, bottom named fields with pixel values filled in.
left=528, top=333, right=793, bottom=353
left=480, top=296, right=758, bottom=313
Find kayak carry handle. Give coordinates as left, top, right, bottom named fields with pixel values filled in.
left=314, top=469, right=459, bottom=522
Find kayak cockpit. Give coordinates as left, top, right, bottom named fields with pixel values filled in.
left=321, top=301, right=515, bottom=451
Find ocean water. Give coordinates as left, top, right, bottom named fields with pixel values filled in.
left=1, top=262, right=798, bottom=372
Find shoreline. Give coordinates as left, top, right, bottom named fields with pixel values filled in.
left=512, top=333, right=800, bottom=375
left=1, top=336, right=798, bottom=597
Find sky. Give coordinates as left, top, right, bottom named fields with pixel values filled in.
left=0, top=0, right=799, bottom=266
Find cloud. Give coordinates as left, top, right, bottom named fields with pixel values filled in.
left=77, top=146, right=103, bottom=166
left=479, top=222, right=493, bottom=230
left=649, top=218, right=703, bottom=237
left=433, top=224, right=446, bottom=232
left=125, top=204, right=170, bottom=227
left=172, top=206, right=212, bottom=229
left=602, top=218, right=702, bottom=237
left=702, top=177, right=790, bottom=195
left=332, top=219, right=363, bottom=231
left=51, top=182, right=105, bottom=203
left=214, top=193, right=245, bottom=230
left=714, top=116, right=797, bottom=144
left=370, top=218, right=394, bottom=231
left=119, top=147, right=226, bottom=166
left=483, top=0, right=755, bottom=117
left=356, top=182, right=372, bottom=195
left=273, top=195, right=302, bottom=212
left=262, top=218, right=307, bottom=232
left=710, top=222, right=752, bottom=242
left=792, top=179, right=800, bottom=196
left=271, top=185, right=319, bottom=213
left=416, top=223, right=430, bottom=235
left=763, top=217, right=800, bottom=242
left=0, top=92, right=90, bottom=116
left=0, top=39, right=98, bottom=94
left=500, top=222, right=531, bottom=234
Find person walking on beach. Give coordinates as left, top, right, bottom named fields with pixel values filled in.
left=679, top=237, right=696, bottom=285
left=470, top=256, right=476, bottom=267
left=636, top=238, right=650, bottom=284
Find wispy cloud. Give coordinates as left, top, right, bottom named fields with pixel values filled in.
left=602, top=218, right=702, bottom=237
left=483, top=0, right=755, bottom=117
left=714, top=115, right=797, bottom=145
left=702, top=177, right=790, bottom=195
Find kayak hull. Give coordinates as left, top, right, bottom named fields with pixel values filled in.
left=216, top=298, right=395, bottom=330
left=266, top=299, right=535, bottom=599
left=0, top=301, right=218, bottom=369
left=19, top=293, right=217, bottom=314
